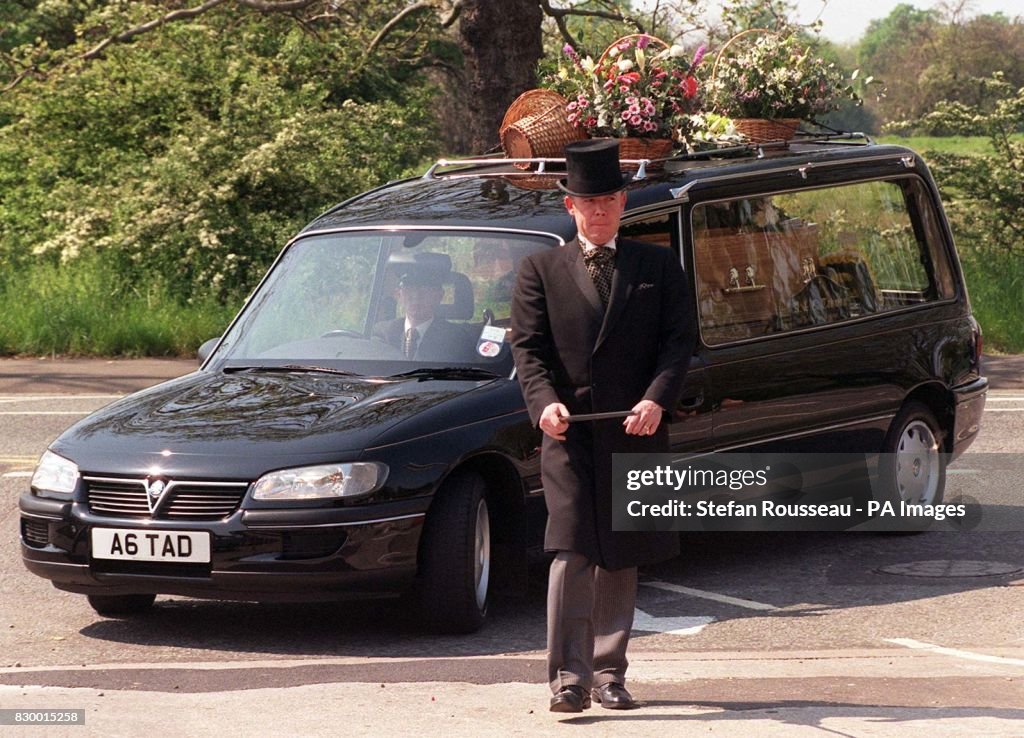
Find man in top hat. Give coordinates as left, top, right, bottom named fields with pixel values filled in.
left=374, top=268, right=474, bottom=362
left=510, top=139, right=696, bottom=712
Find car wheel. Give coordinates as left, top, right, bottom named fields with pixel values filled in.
left=881, top=401, right=946, bottom=507
left=87, top=593, right=156, bottom=617
left=417, top=470, right=491, bottom=633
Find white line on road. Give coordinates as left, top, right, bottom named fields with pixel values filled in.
left=982, top=409, right=1024, bottom=412
left=0, top=395, right=122, bottom=403
left=1, top=471, right=33, bottom=478
left=885, top=638, right=1024, bottom=667
left=0, top=411, right=92, bottom=416
left=632, top=607, right=713, bottom=635
left=641, top=580, right=779, bottom=611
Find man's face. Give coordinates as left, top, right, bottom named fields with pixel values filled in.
left=398, top=283, right=443, bottom=323
left=565, top=191, right=627, bottom=246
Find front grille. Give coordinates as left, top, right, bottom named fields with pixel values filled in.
left=21, top=519, right=50, bottom=547
left=84, top=476, right=249, bottom=520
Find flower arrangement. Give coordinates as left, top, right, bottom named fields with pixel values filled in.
left=549, top=35, right=706, bottom=142
left=706, top=33, right=858, bottom=121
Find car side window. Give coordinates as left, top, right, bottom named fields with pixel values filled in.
left=621, top=210, right=679, bottom=253
left=693, top=177, right=955, bottom=345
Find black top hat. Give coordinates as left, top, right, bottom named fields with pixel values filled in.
left=558, top=139, right=633, bottom=197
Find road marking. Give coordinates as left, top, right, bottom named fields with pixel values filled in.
left=982, top=409, right=1024, bottom=413
left=641, top=580, right=779, bottom=611
left=986, top=396, right=1024, bottom=401
left=632, top=607, right=713, bottom=635
left=885, top=638, right=1024, bottom=667
left=0, top=411, right=92, bottom=416
left=1, top=471, right=33, bottom=478
left=0, top=395, right=122, bottom=403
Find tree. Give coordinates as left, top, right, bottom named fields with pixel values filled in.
left=905, top=74, right=1024, bottom=258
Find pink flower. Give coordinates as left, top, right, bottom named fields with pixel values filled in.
left=691, top=44, right=707, bottom=68
left=637, top=35, right=651, bottom=49
left=682, top=76, right=698, bottom=98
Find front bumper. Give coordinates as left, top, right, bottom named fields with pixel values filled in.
left=19, top=493, right=427, bottom=601
left=950, top=375, right=988, bottom=459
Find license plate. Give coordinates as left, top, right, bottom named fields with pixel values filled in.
left=91, top=528, right=211, bottom=563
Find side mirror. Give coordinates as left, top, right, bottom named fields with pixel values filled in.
left=197, top=337, right=221, bottom=366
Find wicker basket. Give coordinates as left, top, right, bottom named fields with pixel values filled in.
left=500, top=89, right=586, bottom=169
left=617, top=137, right=674, bottom=168
left=710, top=29, right=803, bottom=145
left=732, top=118, right=801, bottom=143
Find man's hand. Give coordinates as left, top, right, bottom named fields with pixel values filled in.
left=539, top=402, right=570, bottom=441
left=624, top=399, right=663, bottom=436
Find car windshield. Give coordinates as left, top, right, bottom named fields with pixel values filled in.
left=212, top=229, right=557, bottom=376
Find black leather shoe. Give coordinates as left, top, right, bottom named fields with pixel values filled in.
left=549, top=685, right=592, bottom=713
left=591, top=682, right=636, bottom=710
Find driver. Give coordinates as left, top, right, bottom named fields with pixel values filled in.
left=374, top=269, right=473, bottom=362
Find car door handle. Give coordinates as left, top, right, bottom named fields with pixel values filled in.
left=679, top=394, right=704, bottom=410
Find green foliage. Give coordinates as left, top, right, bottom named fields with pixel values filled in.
left=880, top=83, right=1024, bottom=352
left=0, top=255, right=238, bottom=356
left=888, top=75, right=1024, bottom=259
left=857, top=7, right=1024, bottom=126
left=0, top=2, right=441, bottom=307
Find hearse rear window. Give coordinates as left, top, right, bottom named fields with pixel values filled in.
left=692, top=178, right=955, bottom=345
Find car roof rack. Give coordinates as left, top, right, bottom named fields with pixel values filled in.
left=423, top=156, right=668, bottom=182
left=423, top=131, right=875, bottom=182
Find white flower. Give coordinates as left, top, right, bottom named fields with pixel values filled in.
left=616, top=59, right=634, bottom=72
left=669, top=45, right=686, bottom=58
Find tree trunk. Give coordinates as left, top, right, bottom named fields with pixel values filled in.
left=457, top=0, right=544, bottom=154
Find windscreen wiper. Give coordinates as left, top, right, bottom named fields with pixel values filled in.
left=388, top=367, right=501, bottom=380
left=223, top=364, right=361, bottom=377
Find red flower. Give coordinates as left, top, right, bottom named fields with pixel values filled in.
left=682, top=75, right=698, bottom=99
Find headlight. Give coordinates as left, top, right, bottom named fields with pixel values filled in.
left=31, top=450, right=80, bottom=499
left=251, top=462, right=388, bottom=501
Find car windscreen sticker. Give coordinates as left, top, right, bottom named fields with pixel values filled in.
left=478, top=340, right=501, bottom=357
left=480, top=325, right=505, bottom=343
left=477, top=325, right=506, bottom=358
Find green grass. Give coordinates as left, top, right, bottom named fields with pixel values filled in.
left=0, top=258, right=240, bottom=357
left=876, top=135, right=1000, bottom=156
left=958, top=244, right=1024, bottom=354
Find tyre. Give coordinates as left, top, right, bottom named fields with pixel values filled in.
left=416, top=470, right=491, bottom=633
left=880, top=401, right=946, bottom=508
left=87, top=593, right=156, bottom=617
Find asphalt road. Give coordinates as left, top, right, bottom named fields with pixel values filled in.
left=0, top=356, right=1022, bottom=736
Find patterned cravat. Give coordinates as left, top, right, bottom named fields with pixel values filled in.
left=403, top=327, right=420, bottom=358
left=582, top=245, right=615, bottom=306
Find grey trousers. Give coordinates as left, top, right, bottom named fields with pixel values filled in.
left=547, top=550, right=638, bottom=693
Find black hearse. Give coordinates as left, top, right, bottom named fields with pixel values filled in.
left=21, top=136, right=987, bottom=632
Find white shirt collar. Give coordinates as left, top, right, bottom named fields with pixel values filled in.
left=578, top=234, right=617, bottom=253
left=404, top=317, right=433, bottom=335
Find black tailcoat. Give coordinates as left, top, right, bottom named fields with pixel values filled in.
left=511, top=238, right=696, bottom=570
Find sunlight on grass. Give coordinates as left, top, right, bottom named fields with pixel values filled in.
left=0, top=258, right=239, bottom=357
